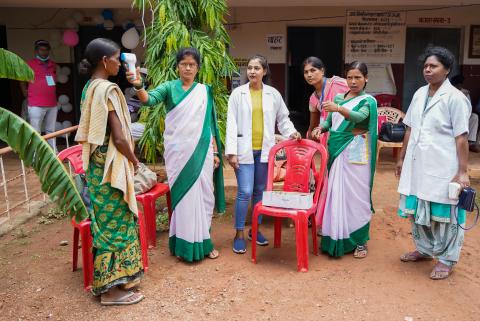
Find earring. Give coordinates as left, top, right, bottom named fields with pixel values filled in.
left=103, top=62, right=107, bottom=70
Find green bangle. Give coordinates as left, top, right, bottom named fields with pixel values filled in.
left=213, top=152, right=219, bottom=155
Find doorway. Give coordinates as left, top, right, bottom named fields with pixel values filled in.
left=0, top=25, right=12, bottom=112
left=287, top=26, right=343, bottom=134
left=403, top=27, right=461, bottom=110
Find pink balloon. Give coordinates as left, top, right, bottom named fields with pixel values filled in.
left=63, top=29, right=79, bottom=47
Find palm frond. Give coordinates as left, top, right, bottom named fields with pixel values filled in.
left=0, top=107, right=89, bottom=223
left=0, top=48, right=34, bottom=82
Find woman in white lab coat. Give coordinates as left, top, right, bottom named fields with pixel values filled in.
left=396, top=46, right=471, bottom=280
left=225, top=54, right=301, bottom=254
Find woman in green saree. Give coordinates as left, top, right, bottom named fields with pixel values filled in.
left=75, top=38, right=144, bottom=305
left=128, top=47, right=225, bottom=262
left=311, top=61, right=378, bottom=258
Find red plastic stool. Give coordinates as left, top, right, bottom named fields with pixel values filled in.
left=71, top=210, right=149, bottom=292
left=136, top=183, right=172, bottom=248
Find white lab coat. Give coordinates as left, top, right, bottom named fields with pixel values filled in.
left=398, top=79, right=471, bottom=205
left=225, top=83, right=297, bottom=164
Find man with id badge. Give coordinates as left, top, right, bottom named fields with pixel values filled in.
left=20, top=40, right=58, bottom=152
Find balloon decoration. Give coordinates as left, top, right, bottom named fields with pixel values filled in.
left=104, top=20, right=115, bottom=31
left=61, top=66, right=71, bottom=76
left=62, top=120, right=73, bottom=129
left=121, top=27, right=140, bottom=49
left=101, top=9, right=113, bottom=20
left=58, top=94, right=69, bottom=105
left=61, top=103, right=73, bottom=113
left=63, top=29, right=79, bottom=47
left=55, top=121, right=63, bottom=132
left=57, top=74, right=68, bottom=84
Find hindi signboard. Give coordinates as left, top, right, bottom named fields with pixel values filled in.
left=345, top=10, right=406, bottom=64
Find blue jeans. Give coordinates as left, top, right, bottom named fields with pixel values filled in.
left=234, top=150, right=268, bottom=230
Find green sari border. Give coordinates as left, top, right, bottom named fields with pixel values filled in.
left=169, top=235, right=214, bottom=262
left=321, top=222, right=370, bottom=257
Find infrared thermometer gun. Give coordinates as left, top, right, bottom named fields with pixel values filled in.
left=121, top=53, right=137, bottom=80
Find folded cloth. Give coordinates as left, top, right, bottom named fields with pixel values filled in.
left=75, top=78, right=138, bottom=215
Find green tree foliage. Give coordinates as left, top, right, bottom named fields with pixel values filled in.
left=133, top=0, right=237, bottom=163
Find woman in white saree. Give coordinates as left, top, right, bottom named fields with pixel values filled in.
left=129, top=48, right=225, bottom=262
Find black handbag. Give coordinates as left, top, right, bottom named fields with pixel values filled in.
left=379, top=122, right=406, bottom=142
left=457, top=187, right=479, bottom=230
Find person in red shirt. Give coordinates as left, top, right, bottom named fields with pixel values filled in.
left=20, top=40, right=58, bottom=151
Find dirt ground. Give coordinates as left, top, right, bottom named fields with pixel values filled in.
left=1, top=153, right=480, bottom=321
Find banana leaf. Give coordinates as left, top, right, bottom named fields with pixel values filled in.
left=0, top=48, right=34, bottom=82
left=0, top=107, right=89, bottom=222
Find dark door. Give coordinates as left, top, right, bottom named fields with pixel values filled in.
left=403, top=27, right=461, bottom=110
left=287, top=26, right=343, bottom=134
left=73, top=26, right=130, bottom=122
left=0, top=25, right=12, bottom=111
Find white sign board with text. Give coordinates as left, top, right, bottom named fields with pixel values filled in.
left=345, top=10, right=406, bottom=64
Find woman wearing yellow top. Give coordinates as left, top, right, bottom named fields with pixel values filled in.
left=226, top=55, right=301, bottom=254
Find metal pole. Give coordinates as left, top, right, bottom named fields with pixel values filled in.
left=0, top=156, right=10, bottom=220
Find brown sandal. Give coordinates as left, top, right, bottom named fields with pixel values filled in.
left=430, top=262, right=453, bottom=280
left=400, top=251, right=432, bottom=262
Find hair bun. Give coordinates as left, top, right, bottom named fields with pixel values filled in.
left=78, top=58, right=92, bottom=75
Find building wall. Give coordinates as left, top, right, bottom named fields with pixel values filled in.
left=0, top=8, right=145, bottom=63
left=227, top=5, right=480, bottom=104
left=1, top=5, right=479, bottom=106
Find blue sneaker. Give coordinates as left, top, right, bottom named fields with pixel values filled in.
left=248, top=229, right=269, bottom=246
left=233, top=238, right=247, bottom=254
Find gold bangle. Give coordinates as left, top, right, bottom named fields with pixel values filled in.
left=337, top=105, right=340, bottom=112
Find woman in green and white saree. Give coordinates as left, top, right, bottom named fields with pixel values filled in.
left=128, top=47, right=225, bottom=262
left=311, top=61, right=378, bottom=258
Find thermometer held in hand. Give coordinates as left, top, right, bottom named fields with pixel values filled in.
left=121, top=53, right=137, bottom=80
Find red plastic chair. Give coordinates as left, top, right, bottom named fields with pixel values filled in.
left=58, top=145, right=149, bottom=291
left=57, top=145, right=84, bottom=174
left=374, top=94, right=401, bottom=108
left=70, top=211, right=149, bottom=291
left=136, top=183, right=172, bottom=248
left=251, top=139, right=327, bottom=272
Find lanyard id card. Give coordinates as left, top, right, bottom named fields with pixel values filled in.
left=46, top=75, right=56, bottom=86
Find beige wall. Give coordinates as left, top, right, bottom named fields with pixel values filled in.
left=227, top=5, right=480, bottom=65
